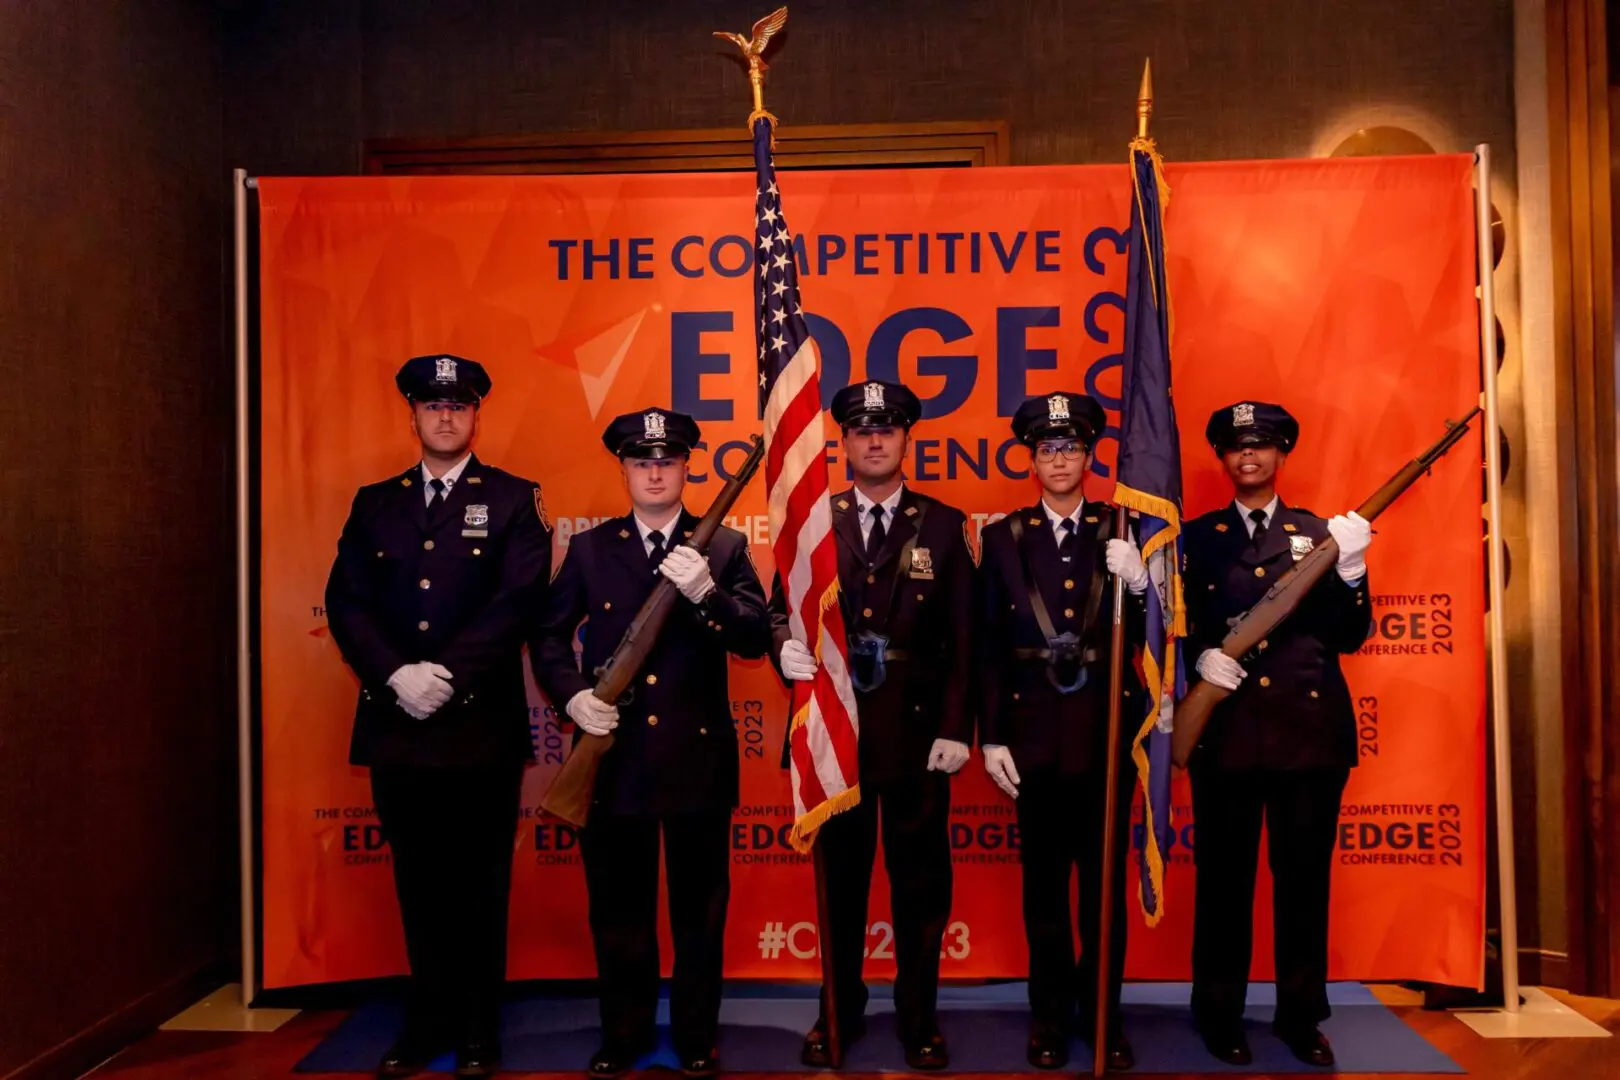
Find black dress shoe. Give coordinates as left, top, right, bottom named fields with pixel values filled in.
left=588, top=1040, right=648, bottom=1079
left=678, top=1048, right=720, bottom=1078
left=1196, top=1024, right=1253, bottom=1066
left=800, top=1016, right=866, bottom=1068
left=1275, top=1025, right=1335, bottom=1067
left=1106, top=1032, right=1135, bottom=1072
left=903, top=1032, right=949, bottom=1071
left=376, top=1036, right=442, bottom=1079
left=454, top=1040, right=502, bottom=1079
left=1026, top=1028, right=1070, bottom=1069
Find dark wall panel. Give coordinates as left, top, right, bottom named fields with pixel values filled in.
left=0, top=2, right=231, bottom=1075
left=227, top=0, right=1514, bottom=174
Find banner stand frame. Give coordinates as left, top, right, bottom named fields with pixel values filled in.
left=235, top=166, right=258, bottom=1008
left=1474, top=143, right=1521, bottom=1013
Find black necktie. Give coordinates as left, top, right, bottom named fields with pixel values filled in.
left=647, top=529, right=667, bottom=572
left=426, top=477, right=447, bottom=521
left=1058, top=518, right=1077, bottom=563
left=1249, top=508, right=1269, bottom=550
left=866, top=505, right=887, bottom=561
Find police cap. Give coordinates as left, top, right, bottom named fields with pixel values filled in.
left=1012, top=391, right=1107, bottom=450
left=602, top=407, right=701, bottom=460
left=1205, top=401, right=1299, bottom=454
left=830, top=380, right=921, bottom=431
left=395, top=354, right=491, bottom=405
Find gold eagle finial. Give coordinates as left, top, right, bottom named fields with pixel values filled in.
left=714, top=7, right=789, bottom=132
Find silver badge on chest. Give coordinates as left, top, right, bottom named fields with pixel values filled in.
left=1289, top=534, right=1315, bottom=561
left=464, top=504, right=489, bottom=528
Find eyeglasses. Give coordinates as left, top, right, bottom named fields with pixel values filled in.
left=1035, top=442, right=1085, bottom=462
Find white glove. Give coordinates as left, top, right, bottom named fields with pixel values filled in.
left=780, top=638, right=819, bottom=682
left=565, top=689, right=620, bottom=737
left=1195, top=649, right=1247, bottom=692
left=1106, top=538, right=1151, bottom=594
left=982, top=745, right=1021, bottom=799
left=387, top=662, right=453, bottom=720
left=658, top=544, right=717, bottom=602
left=1327, top=511, right=1372, bottom=584
left=927, top=738, right=971, bottom=774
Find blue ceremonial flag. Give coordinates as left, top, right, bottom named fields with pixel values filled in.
left=1113, top=138, right=1185, bottom=926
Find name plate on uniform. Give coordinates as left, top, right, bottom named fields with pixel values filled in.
left=462, top=529, right=489, bottom=538
left=908, top=547, right=934, bottom=580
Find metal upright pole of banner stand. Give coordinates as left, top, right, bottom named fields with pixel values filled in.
left=233, top=167, right=257, bottom=1009
left=1473, top=143, right=1520, bottom=1013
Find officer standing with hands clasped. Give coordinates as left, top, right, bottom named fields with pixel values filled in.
left=325, top=355, right=554, bottom=1080
left=975, top=392, right=1145, bottom=1072
left=529, top=407, right=770, bottom=1080
left=772, top=380, right=975, bottom=1072
left=1183, top=401, right=1373, bottom=1069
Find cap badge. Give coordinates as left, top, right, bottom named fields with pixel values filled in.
left=863, top=382, right=885, bottom=409
left=1047, top=394, right=1070, bottom=421
left=435, top=357, right=458, bottom=383
left=1233, top=402, right=1255, bottom=427
left=643, top=411, right=667, bottom=440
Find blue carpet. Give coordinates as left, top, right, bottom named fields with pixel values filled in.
left=294, top=982, right=1460, bottom=1074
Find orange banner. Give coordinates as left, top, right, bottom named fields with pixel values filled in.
left=259, top=156, right=1484, bottom=991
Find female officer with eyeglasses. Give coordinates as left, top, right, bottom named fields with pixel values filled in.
left=974, top=392, right=1148, bottom=1072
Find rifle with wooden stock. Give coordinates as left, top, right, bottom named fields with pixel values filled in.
left=1169, top=406, right=1482, bottom=769
left=539, top=435, right=767, bottom=827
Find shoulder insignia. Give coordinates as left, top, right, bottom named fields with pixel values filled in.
left=1214, top=522, right=1229, bottom=533
left=401, top=476, right=413, bottom=487
left=1282, top=522, right=1297, bottom=533
left=963, top=521, right=980, bottom=567
left=835, top=498, right=850, bottom=511
left=1027, top=516, right=1041, bottom=526
left=618, top=529, right=631, bottom=540
left=904, top=505, right=919, bottom=517
left=533, top=487, right=550, bottom=530
left=743, top=544, right=759, bottom=571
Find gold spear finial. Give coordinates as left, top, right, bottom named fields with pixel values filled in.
left=715, top=7, right=789, bottom=133
left=1137, top=58, right=1153, bottom=141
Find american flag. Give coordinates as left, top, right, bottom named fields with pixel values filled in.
left=752, top=117, right=861, bottom=850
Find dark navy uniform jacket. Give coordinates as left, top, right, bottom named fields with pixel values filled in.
left=1183, top=501, right=1374, bottom=772
left=325, top=455, right=554, bottom=769
left=769, top=487, right=975, bottom=784
left=529, top=510, right=771, bottom=817
left=975, top=503, right=1146, bottom=775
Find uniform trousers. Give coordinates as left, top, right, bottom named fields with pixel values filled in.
left=1015, top=768, right=1131, bottom=1037
left=818, top=771, right=953, bottom=1042
left=579, top=810, right=732, bottom=1055
left=1190, top=767, right=1350, bottom=1033
left=371, top=763, right=524, bottom=1046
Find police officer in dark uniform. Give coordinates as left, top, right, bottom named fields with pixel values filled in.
left=975, top=392, right=1146, bottom=1072
left=1183, top=401, right=1373, bottom=1068
left=325, top=354, right=554, bottom=1080
left=771, top=380, right=975, bottom=1071
left=529, top=408, right=770, bottom=1080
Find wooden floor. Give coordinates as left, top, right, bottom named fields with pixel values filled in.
left=83, top=987, right=1620, bottom=1080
